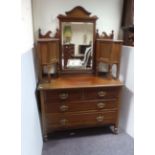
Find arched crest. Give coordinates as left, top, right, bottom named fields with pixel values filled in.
left=65, top=6, right=91, bottom=17
left=58, top=6, right=98, bottom=21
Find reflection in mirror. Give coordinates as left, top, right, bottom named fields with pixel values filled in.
left=61, top=22, right=94, bottom=70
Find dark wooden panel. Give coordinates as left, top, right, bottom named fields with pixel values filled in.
left=45, top=89, right=83, bottom=102
left=63, top=44, right=75, bottom=68
left=38, top=75, right=123, bottom=90
left=45, top=99, right=118, bottom=113
left=122, top=0, right=134, bottom=46
left=122, top=0, right=134, bottom=27
left=79, top=44, right=91, bottom=54
left=84, top=87, right=120, bottom=100
left=96, top=41, right=112, bottom=63
left=46, top=110, right=117, bottom=131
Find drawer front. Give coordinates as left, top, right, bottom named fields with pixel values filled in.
left=44, top=87, right=120, bottom=103
left=45, top=99, right=118, bottom=113
left=84, top=87, right=120, bottom=100
left=45, top=89, right=83, bottom=102
left=46, top=111, right=117, bottom=131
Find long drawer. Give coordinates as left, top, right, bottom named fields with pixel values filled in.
left=44, top=87, right=120, bottom=103
left=46, top=110, right=117, bottom=131
left=45, top=99, right=118, bottom=113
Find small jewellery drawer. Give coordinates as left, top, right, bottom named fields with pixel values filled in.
left=84, top=87, right=120, bottom=99
left=45, top=89, right=82, bottom=102
left=45, top=99, right=118, bottom=113
left=46, top=111, right=117, bottom=130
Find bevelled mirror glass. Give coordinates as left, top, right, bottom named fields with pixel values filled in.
left=61, top=22, right=94, bottom=70
left=57, top=6, right=98, bottom=73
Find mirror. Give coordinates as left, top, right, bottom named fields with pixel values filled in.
left=58, top=6, right=98, bottom=73
left=61, top=22, right=94, bottom=70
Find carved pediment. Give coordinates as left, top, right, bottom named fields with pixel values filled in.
left=96, top=30, right=114, bottom=39
left=65, top=6, right=91, bottom=17
left=58, top=6, right=98, bottom=20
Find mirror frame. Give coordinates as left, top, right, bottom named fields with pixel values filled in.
left=57, top=6, right=98, bottom=74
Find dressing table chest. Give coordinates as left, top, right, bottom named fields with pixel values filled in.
left=37, top=6, right=123, bottom=141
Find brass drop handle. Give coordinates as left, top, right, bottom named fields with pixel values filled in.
left=59, top=93, right=68, bottom=100
left=98, top=91, right=107, bottom=97
left=60, top=119, right=68, bottom=126
left=96, top=116, right=104, bottom=122
left=60, top=105, right=69, bottom=112
left=97, top=103, right=106, bottom=109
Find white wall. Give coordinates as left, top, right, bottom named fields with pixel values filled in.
left=21, top=0, right=34, bottom=53
left=119, top=46, right=134, bottom=138
left=21, top=49, right=43, bottom=155
left=32, top=0, right=123, bottom=40
left=21, top=0, right=43, bottom=155
left=0, top=1, right=22, bottom=154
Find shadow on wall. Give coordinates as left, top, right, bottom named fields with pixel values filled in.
left=119, top=48, right=131, bottom=83
left=32, top=46, right=43, bottom=136
left=119, top=86, right=134, bottom=130
left=32, top=46, right=39, bottom=82
left=119, top=46, right=134, bottom=137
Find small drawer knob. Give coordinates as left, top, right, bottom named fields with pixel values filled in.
left=96, top=116, right=104, bottom=122
left=59, top=93, right=68, bottom=100
left=98, top=91, right=107, bottom=97
left=60, top=105, right=69, bottom=112
left=97, top=103, right=106, bottom=109
left=60, top=119, right=68, bottom=126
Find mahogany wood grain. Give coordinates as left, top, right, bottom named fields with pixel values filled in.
left=45, top=89, right=83, bottom=102
left=96, top=39, right=123, bottom=78
left=37, top=6, right=124, bottom=139
left=37, top=38, right=60, bottom=82
left=38, top=75, right=123, bottom=90
left=44, top=87, right=120, bottom=103
left=58, top=6, right=98, bottom=21
left=38, top=75, right=122, bottom=139
left=45, top=99, right=118, bottom=113
left=96, top=30, right=114, bottom=39
left=63, top=44, right=75, bottom=69
left=40, top=91, right=48, bottom=141
left=46, top=110, right=117, bottom=131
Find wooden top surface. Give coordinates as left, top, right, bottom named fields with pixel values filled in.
left=96, top=39, right=123, bottom=43
left=38, top=75, right=123, bottom=90
left=37, top=38, right=59, bottom=42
